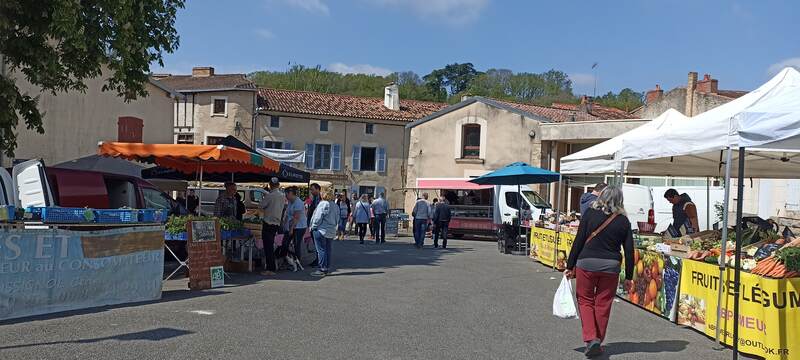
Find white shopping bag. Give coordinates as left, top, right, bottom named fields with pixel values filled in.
left=553, top=275, right=579, bottom=319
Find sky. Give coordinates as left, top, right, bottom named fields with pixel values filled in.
left=155, top=0, right=800, bottom=96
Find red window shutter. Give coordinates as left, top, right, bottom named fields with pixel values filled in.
left=118, top=116, right=144, bottom=143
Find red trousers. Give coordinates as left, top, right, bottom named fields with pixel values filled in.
left=575, top=267, right=618, bottom=343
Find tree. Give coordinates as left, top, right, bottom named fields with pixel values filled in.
left=423, top=62, right=481, bottom=101
left=595, top=88, right=644, bottom=112
left=0, top=0, right=184, bottom=157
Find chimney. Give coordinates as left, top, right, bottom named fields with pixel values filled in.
left=645, top=84, right=663, bottom=104
left=577, top=95, right=593, bottom=113
left=384, top=82, right=399, bottom=111
left=696, top=74, right=719, bottom=94
left=192, top=66, right=214, bottom=77
left=685, top=71, right=698, bottom=116
left=151, top=73, right=171, bottom=80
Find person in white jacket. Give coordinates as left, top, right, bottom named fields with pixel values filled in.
left=309, top=189, right=339, bottom=277
left=411, top=193, right=432, bottom=249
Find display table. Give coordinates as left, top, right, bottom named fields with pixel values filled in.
left=529, top=227, right=575, bottom=269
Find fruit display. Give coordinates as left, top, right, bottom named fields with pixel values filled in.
left=677, top=294, right=706, bottom=331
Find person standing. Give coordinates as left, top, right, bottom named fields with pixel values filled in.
left=335, top=193, right=350, bottom=240
left=284, top=187, right=308, bottom=264
left=234, top=192, right=246, bottom=221
left=309, top=189, right=339, bottom=277
left=186, top=189, right=199, bottom=215
left=430, top=198, right=439, bottom=239
left=664, top=188, right=699, bottom=234
left=306, top=183, right=321, bottom=226
left=433, top=199, right=452, bottom=249
left=371, top=192, right=388, bottom=244
left=214, top=182, right=238, bottom=219
left=564, top=186, right=634, bottom=358
left=259, top=178, right=284, bottom=275
left=367, top=194, right=376, bottom=240
left=412, top=193, right=432, bottom=249
left=353, top=194, right=371, bottom=244
left=348, top=193, right=358, bottom=235
left=579, top=182, right=607, bottom=215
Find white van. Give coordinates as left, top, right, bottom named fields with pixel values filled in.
left=192, top=186, right=268, bottom=218
left=600, top=184, right=724, bottom=231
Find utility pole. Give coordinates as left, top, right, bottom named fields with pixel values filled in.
left=592, top=62, right=599, bottom=98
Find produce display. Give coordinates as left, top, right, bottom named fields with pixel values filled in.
left=750, top=247, right=800, bottom=278
left=617, top=249, right=681, bottom=319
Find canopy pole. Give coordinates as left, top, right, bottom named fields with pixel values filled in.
left=618, top=161, right=625, bottom=185
left=197, top=161, right=204, bottom=212
left=552, top=174, right=563, bottom=271
left=517, top=183, right=522, bottom=241
left=714, top=147, right=733, bottom=347
left=732, top=147, right=746, bottom=360
left=706, top=177, right=711, bottom=231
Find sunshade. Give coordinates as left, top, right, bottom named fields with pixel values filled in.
left=54, top=154, right=150, bottom=177
left=469, top=162, right=561, bottom=185
left=97, top=142, right=280, bottom=175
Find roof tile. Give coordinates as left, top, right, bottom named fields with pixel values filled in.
left=152, top=74, right=255, bottom=92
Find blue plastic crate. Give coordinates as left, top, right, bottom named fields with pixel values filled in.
left=164, top=231, right=188, bottom=241
left=26, top=207, right=92, bottom=223
left=94, top=209, right=139, bottom=224
left=139, top=209, right=167, bottom=223
left=0, top=205, right=15, bottom=222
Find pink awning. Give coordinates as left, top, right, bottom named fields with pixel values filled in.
left=415, top=178, right=493, bottom=190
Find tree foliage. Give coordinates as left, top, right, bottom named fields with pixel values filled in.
left=0, top=0, right=184, bottom=157
left=594, top=88, right=644, bottom=112
left=466, top=68, right=576, bottom=105
left=422, top=62, right=481, bottom=101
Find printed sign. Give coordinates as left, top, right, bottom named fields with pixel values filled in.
left=616, top=249, right=682, bottom=321
left=0, top=226, right=164, bottom=320
left=210, top=266, right=224, bottom=288
left=529, top=227, right=575, bottom=269
left=678, top=259, right=800, bottom=360
left=191, top=221, right=217, bottom=242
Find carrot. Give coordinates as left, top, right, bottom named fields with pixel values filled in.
left=759, top=258, right=778, bottom=275
left=783, top=271, right=798, bottom=278
left=769, top=263, right=787, bottom=278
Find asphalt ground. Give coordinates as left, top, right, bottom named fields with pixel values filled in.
left=0, top=236, right=746, bottom=359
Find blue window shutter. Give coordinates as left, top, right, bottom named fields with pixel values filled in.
left=375, top=186, right=385, bottom=198
left=352, top=145, right=361, bottom=171
left=255, top=140, right=265, bottom=149
left=377, top=146, right=386, bottom=173
left=351, top=184, right=359, bottom=196
left=305, top=143, right=315, bottom=169
left=283, top=142, right=293, bottom=150
left=332, top=144, right=341, bottom=171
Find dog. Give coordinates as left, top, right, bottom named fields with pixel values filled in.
left=273, top=244, right=304, bottom=272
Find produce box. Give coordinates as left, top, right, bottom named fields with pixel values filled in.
left=94, top=209, right=138, bottom=224
left=26, top=207, right=94, bottom=223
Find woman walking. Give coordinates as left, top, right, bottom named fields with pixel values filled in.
left=309, top=189, right=339, bottom=277
left=335, top=193, right=350, bottom=240
left=353, top=194, right=371, bottom=244
left=564, top=186, right=634, bottom=358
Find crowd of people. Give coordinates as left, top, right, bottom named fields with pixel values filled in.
left=412, top=192, right=453, bottom=249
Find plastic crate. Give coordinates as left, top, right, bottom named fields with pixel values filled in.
left=139, top=209, right=167, bottom=223
left=94, top=209, right=139, bottom=224
left=26, top=207, right=93, bottom=223
left=0, top=206, right=15, bottom=222
left=165, top=231, right=188, bottom=241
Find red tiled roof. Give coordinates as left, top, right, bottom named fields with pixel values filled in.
left=550, top=102, right=636, bottom=120
left=152, top=74, right=256, bottom=92
left=715, top=90, right=748, bottom=99
left=257, top=88, right=448, bottom=122
left=489, top=99, right=607, bottom=122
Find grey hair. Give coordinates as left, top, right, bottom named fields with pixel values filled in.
left=591, top=185, right=626, bottom=215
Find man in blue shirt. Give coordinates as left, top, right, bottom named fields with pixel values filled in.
left=580, top=182, right=607, bottom=215
left=371, top=192, right=389, bottom=244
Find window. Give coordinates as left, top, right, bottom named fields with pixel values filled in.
left=206, top=136, right=225, bottom=145
left=251, top=190, right=265, bottom=204
left=505, top=192, right=531, bottom=210
left=462, top=124, right=481, bottom=158
left=359, top=186, right=375, bottom=197
left=365, top=123, right=374, bottom=135
left=176, top=134, right=194, bottom=144
left=212, top=98, right=227, bottom=116
left=269, top=116, right=280, bottom=128
left=319, top=120, right=329, bottom=132
left=360, top=147, right=376, bottom=171
left=314, top=144, right=332, bottom=169
left=117, top=116, right=143, bottom=143
left=143, top=188, right=171, bottom=210
left=263, top=141, right=283, bottom=149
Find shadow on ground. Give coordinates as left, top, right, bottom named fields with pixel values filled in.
left=0, top=327, right=193, bottom=350
left=573, top=340, right=689, bottom=358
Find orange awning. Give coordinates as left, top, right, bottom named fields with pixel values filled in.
left=97, top=142, right=280, bottom=175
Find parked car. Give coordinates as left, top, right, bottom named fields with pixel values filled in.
left=192, top=185, right=267, bottom=219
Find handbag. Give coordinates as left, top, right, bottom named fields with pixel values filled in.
left=584, top=213, right=619, bottom=245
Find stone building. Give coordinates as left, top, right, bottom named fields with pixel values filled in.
left=256, top=84, right=446, bottom=208
left=152, top=66, right=258, bottom=146
left=635, top=72, right=747, bottom=118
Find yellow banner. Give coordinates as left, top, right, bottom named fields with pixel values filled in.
left=529, top=227, right=575, bottom=269
left=678, top=259, right=800, bottom=360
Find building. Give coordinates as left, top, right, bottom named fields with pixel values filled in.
left=4, top=65, right=177, bottom=167
left=152, top=66, right=258, bottom=146
left=256, top=84, right=447, bottom=208
left=404, top=96, right=636, bottom=211
left=635, top=72, right=747, bottom=118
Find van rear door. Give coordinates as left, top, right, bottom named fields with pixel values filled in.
left=12, top=159, right=55, bottom=208
left=0, top=168, right=13, bottom=206
left=621, top=184, right=652, bottom=229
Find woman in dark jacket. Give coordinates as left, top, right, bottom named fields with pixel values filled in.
left=564, top=185, right=634, bottom=358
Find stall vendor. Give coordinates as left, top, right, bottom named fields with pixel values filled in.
left=214, top=182, right=238, bottom=219
left=664, top=188, right=699, bottom=234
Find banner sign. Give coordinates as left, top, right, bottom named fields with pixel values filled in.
left=0, top=226, right=164, bottom=321
left=616, top=249, right=682, bottom=321
left=529, top=227, right=575, bottom=269
left=678, top=259, right=800, bottom=360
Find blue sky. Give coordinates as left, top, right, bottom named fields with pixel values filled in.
left=155, top=0, right=800, bottom=95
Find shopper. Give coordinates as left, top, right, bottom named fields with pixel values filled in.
left=664, top=188, right=699, bottom=234
left=234, top=192, right=246, bottom=221
left=259, top=178, right=284, bottom=275
left=411, top=193, right=432, bottom=249
left=564, top=186, right=634, bottom=358
left=579, top=182, right=607, bottom=215
left=214, top=182, right=238, bottom=219
left=284, top=187, right=309, bottom=264
left=430, top=198, right=439, bottom=239
left=336, top=193, right=350, bottom=240
left=306, top=183, right=322, bottom=226
left=367, top=194, right=375, bottom=240
left=353, top=194, right=372, bottom=244
left=371, top=192, right=388, bottom=244
left=348, top=193, right=359, bottom=235
left=432, top=199, right=452, bottom=249
left=186, top=189, right=200, bottom=215
left=310, top=189, right=339, bottom=277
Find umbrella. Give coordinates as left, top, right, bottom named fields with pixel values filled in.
left=54, top=154, right=150, bottom=177
left=469, top=162, right=562, bottom=263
